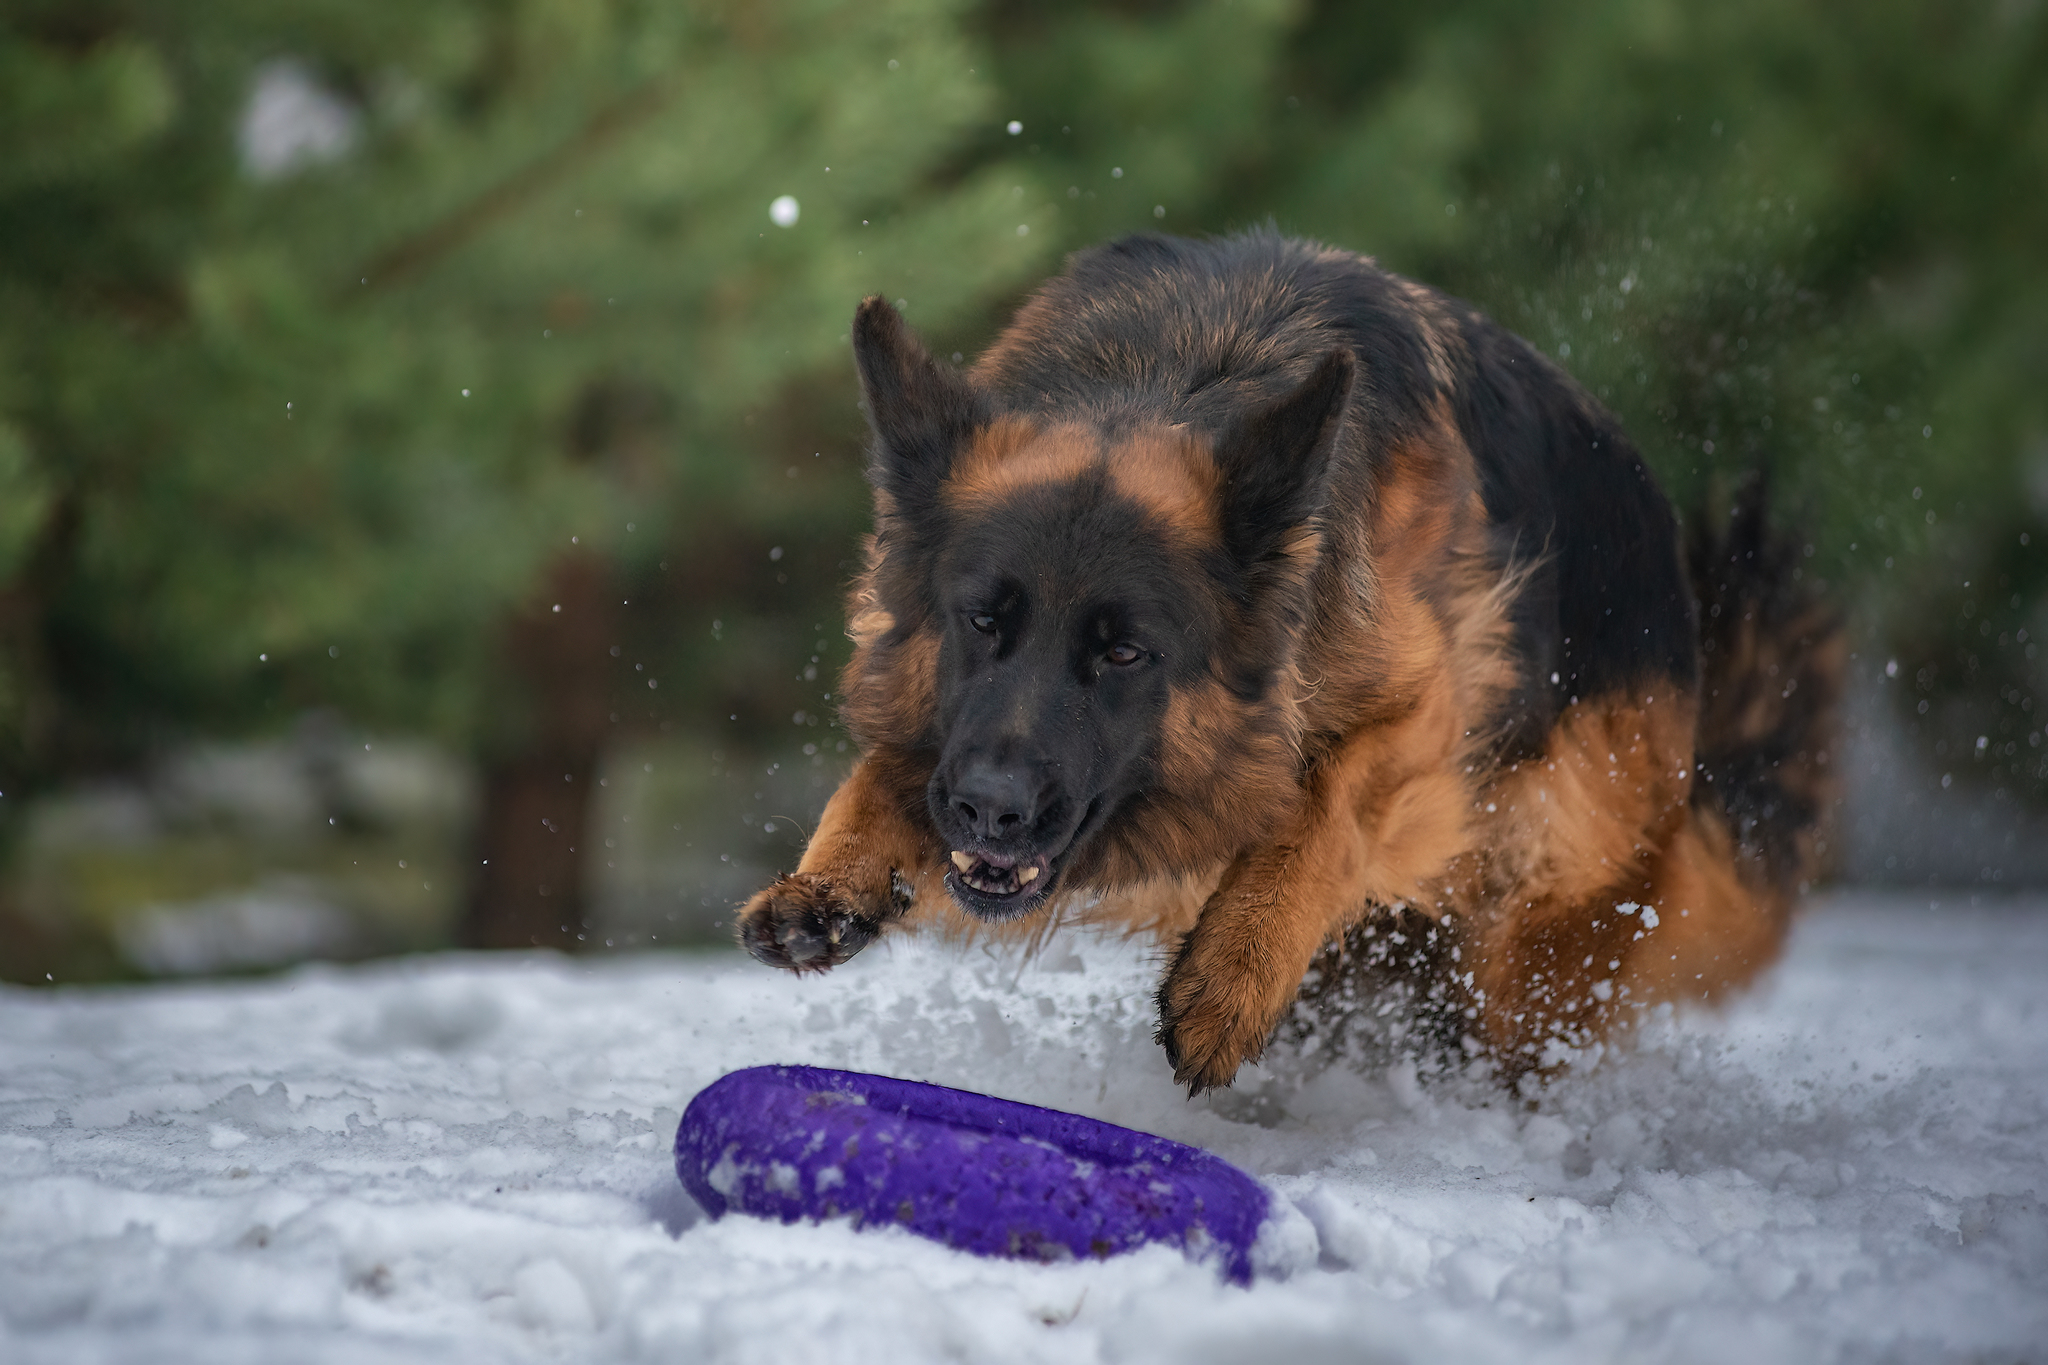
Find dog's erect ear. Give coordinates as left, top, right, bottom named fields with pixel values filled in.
left=853, top=296, right=980, bottom=509
left=1212, top=348, right=1354, bottom=568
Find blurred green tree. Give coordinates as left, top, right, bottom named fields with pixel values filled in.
left=4, top=0, right=2045, bottom=977
left=0, top=0, right=1069, bottom=951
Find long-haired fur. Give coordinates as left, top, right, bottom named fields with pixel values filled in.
left=738, top=231, right=1843, bottom=1092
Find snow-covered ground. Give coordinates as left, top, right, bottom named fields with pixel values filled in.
left=2, top=893, right=2043, bottom=1364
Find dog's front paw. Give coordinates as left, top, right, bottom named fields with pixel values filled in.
left=1155, top=946, right=1288, bottom=1095
left=737, top=872, right=905, bottom=973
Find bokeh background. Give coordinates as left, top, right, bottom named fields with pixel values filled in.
left=3, top=0, right=2044, bottom=984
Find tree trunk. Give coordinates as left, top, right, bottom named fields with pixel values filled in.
left=459, top=551, right=618, bottom=949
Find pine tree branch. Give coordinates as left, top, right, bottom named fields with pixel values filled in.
left=356, top=77, right=675, bottom=292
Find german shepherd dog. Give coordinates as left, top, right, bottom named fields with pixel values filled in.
left=739, top=231, right=1841, bottom=1093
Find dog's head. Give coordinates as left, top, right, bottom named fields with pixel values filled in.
left=846, top=297, right=1352, bottom=921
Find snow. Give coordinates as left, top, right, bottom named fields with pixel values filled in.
left=239, top=60, right=359, bottom=181
left=2, top=892, right=2044, bottom=1364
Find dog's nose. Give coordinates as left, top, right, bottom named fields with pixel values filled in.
left=949, top=760, right=1045, bottom=841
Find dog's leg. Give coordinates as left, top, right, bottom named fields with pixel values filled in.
left=1608, top=806, right=1789, bottom=1010
left=737, top=759, right=930, bottom=972
left=1463, top=806, right=1784, bottom=1076
left=1460, top=889, right=1643, bottom=1074
left=1157, top=712, right=1474, bottom=1092
left=1155, top=833, right=1355, bottom=1093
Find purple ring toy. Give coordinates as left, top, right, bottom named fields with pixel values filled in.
left=675, top=1065, right=1269, bottom=1283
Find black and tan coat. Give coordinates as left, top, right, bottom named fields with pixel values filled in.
left=738, top=231, right=1841, bottom=1092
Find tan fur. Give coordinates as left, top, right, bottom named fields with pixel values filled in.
left=838, top=601, right=938, bottom=754
left=1457, top=695, right=1698, bottom=1061
left=1105, top=428, right=1227, bottom=546
left=1617, top=808, right=1788, bottom=1004
left=1474, top=695, right=1698, bottom=913
left=943, top=418, right=1093, bottom=512
left=734, top=754, right=936, bottom=971
left=793, top=755, right=937, bottom=909
left=948, top=419, right=1225, bottom=550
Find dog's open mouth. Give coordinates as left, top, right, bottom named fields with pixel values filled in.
left=945, top=849, right=1055, bottom=919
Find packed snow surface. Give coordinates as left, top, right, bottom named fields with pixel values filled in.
left=2, top=893, right=2044, bottom=1364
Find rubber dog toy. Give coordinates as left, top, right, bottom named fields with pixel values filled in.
left=675, top=1065, right=1268, bottom=1282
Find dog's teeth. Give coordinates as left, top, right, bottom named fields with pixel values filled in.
left=950, top=851, right=973, bottom=873
left=1018, top=866, right=1040, bottom=884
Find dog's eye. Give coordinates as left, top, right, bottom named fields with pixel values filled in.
left=1106, top=643, right=1143, bottom=667
left=969, top=612, right=997, bottom=634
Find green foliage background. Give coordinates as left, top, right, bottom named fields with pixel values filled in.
left=2, top=0, right=2044, bottom=961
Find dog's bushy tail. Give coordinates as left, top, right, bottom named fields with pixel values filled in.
left=1687, top=478, right=1847, bottom=902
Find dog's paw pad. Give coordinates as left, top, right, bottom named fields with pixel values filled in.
left=738, top=875, right=881, bottom=973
